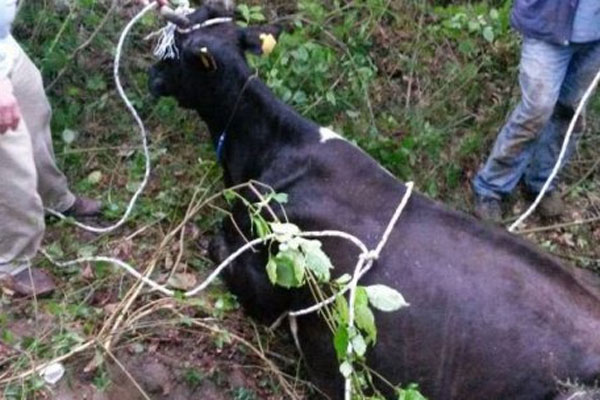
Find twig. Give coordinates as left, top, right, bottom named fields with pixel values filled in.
left=99, top=341, right=152, bottom=400
left=565, top=157, right=600, bottom=196
left=519, top=215, right=600, bottom=234
left=172, top=312, right=302, bottom=400
left=0, top=341, right=95, bottom=384
left=45, top=9, right=75, bottom=59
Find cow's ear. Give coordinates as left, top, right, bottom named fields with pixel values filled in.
left=239, top=25, right=282, bottom=56
left=187, top=45, right=219, bottom=72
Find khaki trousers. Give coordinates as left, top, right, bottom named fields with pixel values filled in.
left=0, top=37, right=75, bottom=276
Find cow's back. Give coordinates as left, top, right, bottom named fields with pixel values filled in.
left=372, top=201, right=600, bottom=399
left=283, top=137, right=600, bottom=399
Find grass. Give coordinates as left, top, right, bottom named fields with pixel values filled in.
left=1, top=0, right=599, bottom=398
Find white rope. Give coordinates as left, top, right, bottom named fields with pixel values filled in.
left=290, top=182, right=414, bottom=318
left=342, top=182, right=413, bottom=400
left=45, top=2, right=158, bottom=233
left=509, top=66, right=600, bottom=232
left=176, top=17, right=233, bottom=33
left=41, top=249, right=175, bottom=296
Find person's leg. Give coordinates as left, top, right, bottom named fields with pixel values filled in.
left=0, top=120, right=45, bottom=277
left=9, top=37, right=76, bottom=212
left=524, top=40, right=600, bottom=193
left=472, top=37, right=574, bottom=201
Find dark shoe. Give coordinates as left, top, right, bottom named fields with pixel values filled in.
left=535, top=191, right=564, bottom=218
left=2, top=268, right=56, bottom=297
left=64, top=196, right=102, bottom=217
left=474, top=194, right=503, bottom=222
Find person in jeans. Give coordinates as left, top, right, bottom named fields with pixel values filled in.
left=472, top=0, right=600, bottom=221
left=0, top=0, right=101, bottom=296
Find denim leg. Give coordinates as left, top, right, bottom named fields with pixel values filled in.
left=472, top=38, right=573, bottom=199
left=524, top=40, right=600, bottom=193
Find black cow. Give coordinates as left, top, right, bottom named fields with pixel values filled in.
left=149, top=6, right=600, bottom=399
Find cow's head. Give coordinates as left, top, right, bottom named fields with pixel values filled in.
left=149, top=4, right=281, bottom=112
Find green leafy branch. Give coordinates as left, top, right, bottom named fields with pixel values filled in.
left=246, top=182, right=421, bottom=399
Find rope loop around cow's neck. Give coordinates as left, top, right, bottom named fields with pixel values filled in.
left=213, top=72, right=258, bottom=163
left=176, top=17, right=233, bottom=34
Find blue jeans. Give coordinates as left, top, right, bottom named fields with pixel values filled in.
left=473, top=37, right=600, bottom=200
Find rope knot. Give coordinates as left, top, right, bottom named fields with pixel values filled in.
left=361, top=250, right=379, bottom=262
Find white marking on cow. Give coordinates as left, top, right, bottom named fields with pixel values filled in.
left=319, top=127, right=344, bottom=143
left=319, top=127, right=396, bottom=179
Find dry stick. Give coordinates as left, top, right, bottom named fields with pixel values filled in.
left=123, top=217, right=166, bottom=241
left=99, top=341, right=153, bottom=400
left=565, top=157, right=600, bottom=196
left=102, top=186, right=214, bottom=349
left=509, top=66, right=600, bottom=232
left=0, top=341, right=95, bottom=385
left=102, top=258, right=161, bottom=350
left=518, top=215, right=600, bottom=235
left=173, top=312, right=301, bottom=400
left=167, top=187, right=204, bottom=282
left=45, top=9, right=75, bottom=57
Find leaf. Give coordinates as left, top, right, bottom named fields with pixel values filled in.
left=351, top=333, right=367, bottom=357
left=252, top=216, right=270, bottom=238
left=266, top=257, right=277, bottom=285
left=272, top=192, right=288, bottom=204
left=482, top=26, right=494, bottom=43
left=223, top=189, right=236, bottom=204
left=87, top=170, right=102, bottom=185
left=335, top=273, right=352, bottom=285
left=237, top=4, right=250, bottom=22
left=270, top=222, right=301, bottom=242
left=397, top=383, right=428, bottom=400
left=354, top=286, right=368, bottom=308
left=333, top=324, right=349, bottom=360
left=355, top=303, right=377, bottom=344
left=46, top=242, right=64, bottom=258
left=126, top=181, right=141, bottom=193
left=272, top=249, right=305, bottom=288
left=61, top=129, right=78, bottom=144
left=365, top=285, right=409, bottom=312
left=339, top=360, right=353, bottom=378
left=77, top=244, right=97, bottom=258
left=167, top=272, right=198, bottom=291
left=326, top=91, right=336, bottom=106
left=301, top=240, right=333, bottom=282
left=467, top=20, right=480, bottom=32
left=334, top=295, right=349, bottom=325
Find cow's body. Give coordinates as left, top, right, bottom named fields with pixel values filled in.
left=149, top=7, right=600, bottom=399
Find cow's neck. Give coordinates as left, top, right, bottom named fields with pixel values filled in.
left=198, top=71, right=315, bottom=186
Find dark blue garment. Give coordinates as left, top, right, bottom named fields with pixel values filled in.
left=571, top=0, right=600, bottom=43
left=511, top=0, right=579, bottom=45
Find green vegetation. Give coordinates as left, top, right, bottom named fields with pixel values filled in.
left=1, top=0, right=599, bottom=399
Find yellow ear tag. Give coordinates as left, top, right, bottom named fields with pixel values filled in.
left=259, top=33, right=277, bottom=56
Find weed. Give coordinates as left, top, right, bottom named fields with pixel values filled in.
left=232, top=386, right=258, bottom=400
